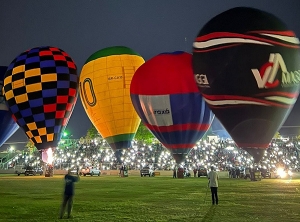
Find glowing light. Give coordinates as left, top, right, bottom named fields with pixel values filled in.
left=42, top=148, right=53, bottom=164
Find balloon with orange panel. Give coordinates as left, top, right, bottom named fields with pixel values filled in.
left=2, top=46, right=78, bottom=152
left=79, top=46, right=144, bottom=163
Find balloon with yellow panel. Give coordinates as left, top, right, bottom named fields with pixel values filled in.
left=79, top=46, right=144, bottom=162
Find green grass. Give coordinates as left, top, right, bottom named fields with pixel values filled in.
left=0, top=175, right=300, bottom=222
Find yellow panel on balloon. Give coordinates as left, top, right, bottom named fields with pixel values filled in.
left=79, top=46, right=144, bottom=151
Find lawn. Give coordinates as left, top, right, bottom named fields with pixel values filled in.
left=0, top=174, right=300, bottom=222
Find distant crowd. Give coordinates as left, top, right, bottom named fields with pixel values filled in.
left=7, top=137, right=300, bottom=173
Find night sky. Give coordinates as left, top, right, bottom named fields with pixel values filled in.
left=0, top=0, right=300, bottom=151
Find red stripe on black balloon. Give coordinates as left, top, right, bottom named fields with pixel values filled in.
left=247, top=30, right=296, bottom=36
left=193, top=43, right=242, bottom=53
left=255, top=91, right=299, bottom=98
left=195, top=32, right=299, bottom=49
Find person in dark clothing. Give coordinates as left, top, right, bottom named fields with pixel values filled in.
left=173, top=167, right=177, bottom=178
left=193, top=168, right=197, bottom=177
left=250, top=168, right=255, bottom=181
left=244, top=167, right=251, bottom=180
left=236, top=167, right=240, bottom=179
left=59, top=169, right=80, bottom=219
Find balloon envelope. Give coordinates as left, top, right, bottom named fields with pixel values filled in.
left=131, top=51, right=213, bottom=164
left=279, top=97, right=300, bottom=137
left=210, top=117, right=231, bottom=139
left=0, top=66, right=19, bottom=147
left=79, top=46, right=144, bottom=162
left=3, top=46, right=78, bottom=150
left=193, top=7, right=300, bottom=162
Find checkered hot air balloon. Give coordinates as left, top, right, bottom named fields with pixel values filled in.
left=2, top=46, right=78, bottom=150
left=130, top=51, right=214, bottom=164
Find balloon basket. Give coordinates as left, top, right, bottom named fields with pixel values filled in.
left=44, top=164, right=54, bottom=177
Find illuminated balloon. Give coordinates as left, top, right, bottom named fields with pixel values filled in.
left=131, top=51, right=213, bottom=164
left=279, top=97, right=300, bottom=137
left=79, top=46, right=144, bottom=162
left=0, top=66, right=19, bottom=147
left=3, top=46, right=78, bottom=150
left=193, top=7, right=300, bottom=162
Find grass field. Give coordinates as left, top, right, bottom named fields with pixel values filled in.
left=0, top=175, right=300, bottom=222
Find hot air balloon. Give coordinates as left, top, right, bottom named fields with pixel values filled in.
left=0, top=66, right=19, bottom=147
left=2, top=46, right=78, bottom=154
left=210, top=117, right=231, bottom=139
left=79, top=46, right=144, bottom=163
left=279, top=97, right=300, bottom=137
left=130, top=51, right=213, bottom=164
left=193, top=7, right=300, bottom=162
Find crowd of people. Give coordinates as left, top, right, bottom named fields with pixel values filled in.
left=6, top=135, right=300, bottom=174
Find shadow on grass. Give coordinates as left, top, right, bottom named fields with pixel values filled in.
left=201, top=206, right=216, bottom=222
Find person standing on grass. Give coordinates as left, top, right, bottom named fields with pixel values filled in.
left=173, top=167, right=177, bottom=178
left=59, top=169, right=80, bottom=219
left=208, top=166, right=219, bottom=205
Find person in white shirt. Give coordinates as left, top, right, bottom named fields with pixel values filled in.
left=207, top=166, right=219, bottom=205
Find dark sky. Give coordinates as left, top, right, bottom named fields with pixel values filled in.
left=1, top=0, right=300, bottom=150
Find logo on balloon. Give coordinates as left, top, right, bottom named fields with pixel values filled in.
left=252, top=53, right=300, bottom=88
left=153, top=108, right=170, bottom=115
left=108, top=75, right=123, bottom=80
left=80, top=78, right=97, bottom=107
left=195, top=74, right=209, bottom=86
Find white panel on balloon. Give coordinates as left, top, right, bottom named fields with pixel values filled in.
left=138, top=95, right=173, bottom=127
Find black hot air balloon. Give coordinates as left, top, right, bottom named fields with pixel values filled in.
left=193, top=7, right=300, bottom=162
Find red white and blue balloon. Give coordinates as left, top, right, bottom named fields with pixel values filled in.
left=131, top=51, right=213, bottom=164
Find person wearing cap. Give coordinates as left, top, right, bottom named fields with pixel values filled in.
left=207, top=166, right=219, bottom=205
left=59, top=169, right=80, bottom=219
